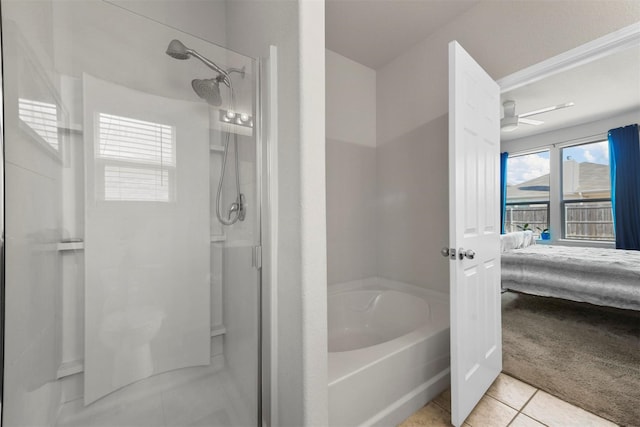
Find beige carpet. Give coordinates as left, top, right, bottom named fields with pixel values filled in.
left=502, top=291, right=640, bottom=427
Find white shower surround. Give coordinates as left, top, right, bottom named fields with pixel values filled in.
left=328, top=277, right=450, bottom=427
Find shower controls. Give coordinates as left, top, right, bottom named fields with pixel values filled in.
left=228, top=194, right=246, bottom=222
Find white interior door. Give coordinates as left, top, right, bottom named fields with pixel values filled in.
left=448, top=41, right=502, bottom=427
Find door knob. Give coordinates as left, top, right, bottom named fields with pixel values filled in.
left=459, top=248, right=476, bottom=260
left=441, top=247, right=457, bottom=259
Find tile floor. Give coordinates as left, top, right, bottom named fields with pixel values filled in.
left=399, top=373, right=618, bottom=427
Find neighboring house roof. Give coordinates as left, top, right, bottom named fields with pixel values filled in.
left=507, top=161, right=610, bottom=202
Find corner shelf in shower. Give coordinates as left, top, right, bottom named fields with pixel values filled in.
left=210, top=325, right=226, bottom=337
left=210, top=144, right=225, bottom=153
left=210, top=235, right=226, bottom=243
left=57, top=241, right=84, bottom=251
left=57, top=122, right=83, bottom=133
left=57, top=359, right=84, bottom=379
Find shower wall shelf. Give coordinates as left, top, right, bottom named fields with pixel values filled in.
left=57, top=359, right=84, bottom=379
left=210, top=144, right=225, bottom=153
left=57, top=122, right=83, bottom=133
left=210, top=325, right=226, bottom=337
left=58, top=241, right=84, bottom=251
left=210, top=235, right=226, bottom=243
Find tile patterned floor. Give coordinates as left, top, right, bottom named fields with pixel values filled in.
left=399, top=373, right=618, bottom=427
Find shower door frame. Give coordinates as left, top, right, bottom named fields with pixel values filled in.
left=0, top=2, right=6, bottom=419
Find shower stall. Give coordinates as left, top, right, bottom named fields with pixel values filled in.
left=0, top=1, right=264, bottom=426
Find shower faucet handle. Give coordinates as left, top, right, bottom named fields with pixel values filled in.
left=227, top=194, right=246, bottom=222
left=228, top=202, right=240, bottom=220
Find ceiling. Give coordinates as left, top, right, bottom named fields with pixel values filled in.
left=325, top=1, right=639, bottom=141
left=325, top=0, right=479, bottom=69
left=500, top=45, right=640, bottom=141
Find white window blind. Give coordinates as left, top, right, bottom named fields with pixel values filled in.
left=98, top=113, right=174, bottom=165
left=97, top=113, right=175, bottom=202
left=18, top=98, right=59, bottom=150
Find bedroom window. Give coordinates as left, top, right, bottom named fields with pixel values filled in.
left=504, top=150, right=550, bottom=238
left=561, top=141, right=613, bottom=241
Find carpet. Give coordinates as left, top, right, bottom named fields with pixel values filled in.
left=501, top=291, right=640, bottom=427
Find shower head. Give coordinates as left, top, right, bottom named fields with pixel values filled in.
left=166, top=39, right=231, bottom=87
left=166, top=39, right=190, bottom=60
left=191, top=79, right=222, bottom=106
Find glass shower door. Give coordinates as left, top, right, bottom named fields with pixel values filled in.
left=1, top=1, right=261, bottom=426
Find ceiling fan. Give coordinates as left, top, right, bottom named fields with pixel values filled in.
left=501, top=100, right=575, bottom=132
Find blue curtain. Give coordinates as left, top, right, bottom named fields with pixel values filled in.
left=608, top=124, right=640, bottom=250
left=500, top=152, right=509, bottom=234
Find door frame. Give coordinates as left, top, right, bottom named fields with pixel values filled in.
left=0, top=3, right=5, bottom=421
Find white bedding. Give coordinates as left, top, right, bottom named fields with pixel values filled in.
left=501, top=245, right=640, bottom=311
left=500, top=230, right=535, bottom=252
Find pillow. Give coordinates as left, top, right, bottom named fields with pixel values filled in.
left=501, top=230, right=535, bottom=252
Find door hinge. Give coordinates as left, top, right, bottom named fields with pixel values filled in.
left=252, top=246, right=262, bottom=270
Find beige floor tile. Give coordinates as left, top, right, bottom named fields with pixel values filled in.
left=486, top=373, right=537, bottom=410
left=433, top=388, right=451, bottom=413
left=398, top=402, right=452, bottom=427
left=522, top=390, right=617, bottom=427
left=509, top=413, right=546, bottom=427
left=465, top=395, right=517, bottom=427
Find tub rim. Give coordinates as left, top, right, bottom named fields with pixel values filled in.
left=327, top=277, right=449, bottom=385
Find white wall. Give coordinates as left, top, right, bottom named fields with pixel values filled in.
left=376, top=0, right=640, bottom=293
left=326, top=49, right=376, bottom=147
left=225, top=1, right=328, bottom=425
left=108, top=0, right=227, bottom=47
left=326, top=50, right=377, bottom=284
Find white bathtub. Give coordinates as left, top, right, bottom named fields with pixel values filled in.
left=328, top=278, right=450, bottom=427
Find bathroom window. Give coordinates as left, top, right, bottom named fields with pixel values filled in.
left=18, top=98, right=59, bottom=151
left=96, top=113, right=175, bottom=202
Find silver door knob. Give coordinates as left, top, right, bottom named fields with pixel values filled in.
left=441, top=247, right=450, bottom=258
left=460, top=249, right=476, bottom=260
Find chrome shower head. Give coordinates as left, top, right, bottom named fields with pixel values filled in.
left=191, top=79, right=222, bottom=106
left=166, top=39, right=230, bottom=86
left=166, top=39, right=190, bottom=60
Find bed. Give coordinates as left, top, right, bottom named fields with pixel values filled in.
left=500, top=232, right=640, bottom=311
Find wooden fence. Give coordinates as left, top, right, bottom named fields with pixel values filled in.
left=505, top=201, right=614, bottom=241
left=564, top=202, right=614, bottom=241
